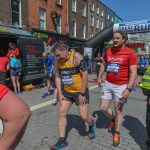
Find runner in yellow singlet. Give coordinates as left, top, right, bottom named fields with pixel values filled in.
left=50, top=42, right=96, bottom=150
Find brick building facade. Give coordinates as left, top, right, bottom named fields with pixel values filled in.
left=28, top=0, right=67, bottom=35
left=68, top=0, right=88, bottom=40
left=0, top=0, right=28, bottom=27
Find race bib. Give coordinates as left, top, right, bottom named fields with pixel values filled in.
left=107, top=63, right=120, bottom=73
left=62, top=75, right=73, bottom=85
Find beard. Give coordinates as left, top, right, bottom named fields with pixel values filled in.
left=113, top=43, right=124, bottom=49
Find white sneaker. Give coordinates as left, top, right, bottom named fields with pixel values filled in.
left=52, top=99, right=57, bottom=105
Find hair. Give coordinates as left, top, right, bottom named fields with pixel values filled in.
left=114, top=30, right=128, bottom=42
left=52, top=41, right=68, bottom=53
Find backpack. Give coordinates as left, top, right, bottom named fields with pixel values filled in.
left=140, top=66, right=150, bottom=96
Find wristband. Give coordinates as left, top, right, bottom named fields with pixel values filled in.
left=80, top=92, right=86, bottom=96
left=126, top=87, right=132, bottom=92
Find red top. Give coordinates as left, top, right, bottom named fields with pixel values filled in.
left=6, top=48, right=19, bottom=58
left=104, top=47, right=138, bottom=85
left=0, top=57, right=10, bottom=72
left=0, top=84, right=9, bottom=101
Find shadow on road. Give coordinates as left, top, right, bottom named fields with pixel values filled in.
left=66, top=114, right=88, bottom=138
left=92, top=110, right=109, bottom=129
left=123, top=115, right=147, bottom=149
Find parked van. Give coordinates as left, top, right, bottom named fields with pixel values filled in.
left=0, top=32, right=45, bottom=84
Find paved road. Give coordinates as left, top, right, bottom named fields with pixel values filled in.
left=3, top=74, right=149, bottom=150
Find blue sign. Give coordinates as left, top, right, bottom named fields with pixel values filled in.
left=113, top=20, right=150, bottom=33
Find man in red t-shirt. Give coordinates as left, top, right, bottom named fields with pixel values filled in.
left=97, top=30, right=138, bottom=147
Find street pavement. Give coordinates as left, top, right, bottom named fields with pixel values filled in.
left=4, top=74, right=148, bottom=150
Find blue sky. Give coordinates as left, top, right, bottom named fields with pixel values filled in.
left=100, top=0, right=150, bottom=22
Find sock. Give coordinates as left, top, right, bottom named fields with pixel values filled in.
left=60, top=137, right=65, bottom=141
left=115, top=131, right=120, bottom=135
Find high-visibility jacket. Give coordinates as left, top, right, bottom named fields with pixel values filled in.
left=140, top=66, right=150, bottom=90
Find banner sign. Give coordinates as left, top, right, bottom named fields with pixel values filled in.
left=127, top=43, right=145, bottom=48
left=113, top=20, right=150, bottom=33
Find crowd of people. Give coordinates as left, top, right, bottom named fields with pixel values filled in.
left=0, top=30, right=150, bottom=150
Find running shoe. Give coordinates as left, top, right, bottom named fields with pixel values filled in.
left=146, top=139, right=150, bottom=148
left=49, top=90, right=54, bottom=95
left=113, top=132, right=120, bottom=147
left=52, top=99, right=57, bottom=105
left=108, top=119, right=115, bottom=133
left=17, top=91, right=22, bottom=95
left=42, top=93, right=49, bottom=98
left=50, top=138, right=68, bottom=150
left=88, top=120, right=96, bottom=139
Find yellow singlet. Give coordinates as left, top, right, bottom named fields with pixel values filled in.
left=58, top=51, right=83, bottom=93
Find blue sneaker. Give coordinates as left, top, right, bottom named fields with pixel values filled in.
left=88, top=120, right=96, bottom=139
left=50, top=90, right=54, bottom=95
left=133, top=86, right=136, bottom=91
left=17, top=91, right=22, bottom=95
left=50, top=138, right=68, bottom=150
left=42, top=93, right=49, bottom=98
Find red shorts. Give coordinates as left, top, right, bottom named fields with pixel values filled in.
left=0, top=84, right=9, bottom=101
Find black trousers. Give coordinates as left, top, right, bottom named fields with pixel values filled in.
left=147, top=96, right=150, bottom=139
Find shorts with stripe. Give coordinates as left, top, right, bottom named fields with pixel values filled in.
left=101, top=80, right=127, bottom=104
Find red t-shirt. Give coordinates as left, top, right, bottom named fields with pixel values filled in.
left=0, top=57, right=10, bottom=72
left=0, top=84, right=9, bottom=101
left=6, top=48, right=19, bottom=58
left=104, top=47, right=138, bottom=85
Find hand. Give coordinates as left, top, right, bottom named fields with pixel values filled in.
left=97, top=78, right=102, bottom=87
left=78, top=94, right=88, bottom=106
left=120, top=89, right=130, bottom=100
left=58, top=93, right=67, bottom=106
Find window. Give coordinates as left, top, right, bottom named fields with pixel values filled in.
left=90, top=2, right=94, bottom=12
left=56, top=15, right=61, bottom=33
left=56, top=0, right=61, bottom=5
left=101, top=20, right=103, bottom=30
left=90, top=15, right=94, bottom=27
left=71, top=21, right=76, bottom=37
left=96, top=18, right=99, bottom=28
left=111, top=17, right=114, bottom=22
left=82, top=4, right=86, bottom=17
left=107, top=14, right=110, bottom=20
left=101, top=10, right=104, bottom=17
left=11, top=0, right=21, bottom=26
left=82, top=24, right=86, bottom=39
left=39, top=8, right=46, bottom=30
left=72, top=0, right=77, bottom=12
left=96, top=6, right=99, bottom=14
left=91, top=33, right=94, bottom=38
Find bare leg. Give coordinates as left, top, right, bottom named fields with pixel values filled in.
left=11, top=76, right=17, bottom=93
left=46, top=80, right=50, bottom=93
left=58, top=100, right=72, bottom=138
left=78, top=104, right=93, bottom=125
left=16, top=76, right=20, bottom=92
left=0, top=90, right=31, bottom=150
left=114, top=102, right=124, bottom=132
left=100, top=99, right=115, bottom=119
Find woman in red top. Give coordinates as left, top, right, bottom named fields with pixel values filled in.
left=6, top=42, right=19, bottom=58
left=0, top=47, right=31, bottom=150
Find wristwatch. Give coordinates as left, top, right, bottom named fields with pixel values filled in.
left=80, top=92, right=86, bottom=96
left=126, top=87, right=132, bottom=92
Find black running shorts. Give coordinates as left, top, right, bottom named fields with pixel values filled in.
left=62, top=89, right=89, bottom=106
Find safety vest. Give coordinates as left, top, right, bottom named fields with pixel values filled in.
left=58, top=51, right=86, bottom=93
left=140, top=66, right=150, bottom=89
